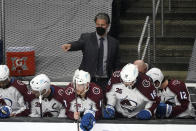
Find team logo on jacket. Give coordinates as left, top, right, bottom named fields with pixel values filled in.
left=58, top=89, right=64, bottom=96
left=142, top=79, right=150, bottom=88
left=65, top=87, right=74, bottom=95
left=93, top=87, right=100, bottom=95
left=120, top=97, right=137, bottom=113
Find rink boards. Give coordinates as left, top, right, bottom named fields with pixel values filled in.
left=0, top=117, right=196, bottom=131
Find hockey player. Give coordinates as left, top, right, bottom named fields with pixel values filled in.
left=29, top=74, right=66, bottom=117
left=0, top=65, right=31, bottom=118
left=103, top=63, right=160, bottom=120
left=63, top=69, right=103, bottom=131
left=146, top=67, right=195, bottom=118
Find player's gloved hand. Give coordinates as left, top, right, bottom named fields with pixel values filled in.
left=156, top=103, right=172, bottom=118
left=136, top=109, right=151, bottom=120
left=0, top=106, right=12, bottom=118
left=80, top=110, right=95, bottom=131
left=103, top=105, right=115, bottom=119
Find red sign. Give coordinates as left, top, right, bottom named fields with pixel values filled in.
left=6, top=51, right=35, bottom=76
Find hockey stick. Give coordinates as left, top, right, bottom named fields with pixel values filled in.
left=73, top=80, right=80, bottom=131
left=39, top=95, right=43, bottom=118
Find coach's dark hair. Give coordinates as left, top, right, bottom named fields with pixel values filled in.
left=94, top=13, right=110, bottom=24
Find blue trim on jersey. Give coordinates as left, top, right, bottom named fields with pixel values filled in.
left=47, top=86, right=55, bottom=101
left=10, top=77, right=15, bottom=84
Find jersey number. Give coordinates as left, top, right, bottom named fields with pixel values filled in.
left=180, top=91, right=187, bottom=100
left=150, top=90, right=157, bottom=100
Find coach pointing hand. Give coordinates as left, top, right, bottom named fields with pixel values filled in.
left=61, top=12, right=120, bottom=90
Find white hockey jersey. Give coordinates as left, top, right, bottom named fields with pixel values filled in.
left=0, top=78, right=30, bottom=116
left=107, top=83, right=156, bottom=118
left=63, top=83, right=103, bottom=120
left=106, top=71, right=160, bottom=118
left=159, top=79, right=195, bottom=118
left=29, top=85, right=66, bottom=118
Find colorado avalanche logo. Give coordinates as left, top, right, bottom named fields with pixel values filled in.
left=93, top=87, right=100, bottom=95
left=142, top=79, right=150, bottom=88
left=58, top=89, right=64, bottom=96
left=65, top=87, right=74, bottom=95
left=120, top=97, right=137, bottom=113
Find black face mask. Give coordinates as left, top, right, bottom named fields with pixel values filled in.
left=96, top=27, right=106, bottom=36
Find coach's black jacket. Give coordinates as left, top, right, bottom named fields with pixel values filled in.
left=69, top=32, right=120, bottom=78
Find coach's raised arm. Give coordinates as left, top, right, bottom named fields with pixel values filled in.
left=61, top=12, right=120, bottom=91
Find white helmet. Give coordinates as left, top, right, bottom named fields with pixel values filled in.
left=146, top=68, right=164, bottom=89
left=73, top=69, right=91, bottom=85
left=30, top=74, right=51, bottom=94
left=120, top=63, right=138, bottom=83
left=0, top=65, right=10, bottom=81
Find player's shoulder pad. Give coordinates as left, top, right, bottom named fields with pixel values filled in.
left=169, top=79, right=184, bottom=87
left=89, top=83, right=102, bottom=96
left=135, top=73, right=157, bottom=100
left=64, top=83, right=75, bottom=96
left=108, top=70, right=121, bottom=85
left=137, top=73, right=154, bottom=89
left=10, top=78, right=26, bottom=87
left=168, top=79, right=187, bottom=92
left=10, top=78, right=28, bottom=92
left=112, top=70, right=121, bottom=78
left=51, top=85, right=65, bottom=97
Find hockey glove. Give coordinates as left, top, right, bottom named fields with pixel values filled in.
left=0, top=106, right=12, bottom=118
left=136, top=109, right=152, bottom=120
left=103, top=105, right=115, bottom=119
left=80, top=110, right=95, bottom=131
left=156, top=103, right=172, bottom=118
